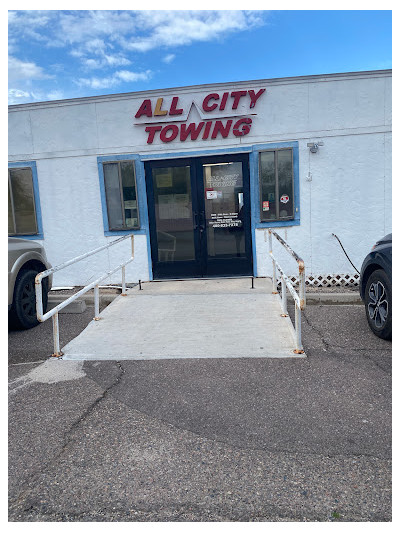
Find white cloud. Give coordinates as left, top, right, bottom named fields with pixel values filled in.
left=8, top=88, right=65, bottom=105
left=7, top=10, right=267, bottom=101
left=104, top=55, right=132, bottom=67
left=116, top=70, right=152, bottom=82
left=77, top=69, right=152, bottom=89
left=83, top=58, right=102, bottom=69
left=84, top=39, right=108, bottom=54
left=57, top=11, right=137, bottom=45
left=80, top=54, right=132, bottom=70
left=9, top=10, right=267, bottom=54
left=68, top=45, right=132, bottom=69
left=46, top=90, right=65, bottom=101
left=8, top=56, right=51, bottom=82
left=8, top=88, right=30, bottom=104
left=122, top=10, right=265, bottom=52
left=8, top=10, right=54, bottom=48
left=70, top=49, right=85, bottom=59
left=163, top=54, right=176, bottom=64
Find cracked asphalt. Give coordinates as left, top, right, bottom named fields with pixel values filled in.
left=8, top=302, right=391, bottom=522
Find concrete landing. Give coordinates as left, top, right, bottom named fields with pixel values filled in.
left=61, top=278, right=305, bottom=360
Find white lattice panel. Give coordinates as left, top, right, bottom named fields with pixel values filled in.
left=277, top=273, right=360, bottom=288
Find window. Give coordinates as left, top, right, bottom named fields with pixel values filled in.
left=103, top=160, right=140, bottom=230
left=8, top=167, right=38, bottom=235
left=259, top=149, right=294, bottom=222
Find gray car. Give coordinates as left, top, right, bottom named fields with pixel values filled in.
left=8, top=237, right=52, bottom=329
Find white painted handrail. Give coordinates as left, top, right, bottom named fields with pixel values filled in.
left=266, top=229, right=306, bottom=353
left=35, top=234, right=134, bottom=357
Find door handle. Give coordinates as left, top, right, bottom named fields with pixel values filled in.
left=193, top=212, right=199, bottom=229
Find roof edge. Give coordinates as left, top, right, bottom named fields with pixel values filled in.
left=8, top=69, right=392, bottom=111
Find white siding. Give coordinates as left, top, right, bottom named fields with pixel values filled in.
left=8, top=71, right=392, bottom=285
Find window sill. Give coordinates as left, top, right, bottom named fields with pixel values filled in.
left=255, top=219, right=300, bottom=228
left=8, top=233, right=44, bottom=240
left=104, top=229, right=147, bottom=236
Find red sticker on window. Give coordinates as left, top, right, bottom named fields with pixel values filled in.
left=280, top=194, right=289, bottom=204
left=262, top=201, right=269, bottom=211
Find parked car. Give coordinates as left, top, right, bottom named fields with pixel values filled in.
left=359, top=233, right=392, bottom=340
left=8, top=237, right=52, bottom=329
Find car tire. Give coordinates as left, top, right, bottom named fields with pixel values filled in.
left=9, top=269, right=48, bottom=330
left=364, top=269, right=391, bottom=340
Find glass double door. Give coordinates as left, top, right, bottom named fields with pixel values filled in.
left=145, top=154, right=252, bottom=279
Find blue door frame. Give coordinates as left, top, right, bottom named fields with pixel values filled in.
left=145, top=153, right=253, bottom=279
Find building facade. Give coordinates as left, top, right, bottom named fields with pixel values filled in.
left=8, top=70, right=392, bottom=287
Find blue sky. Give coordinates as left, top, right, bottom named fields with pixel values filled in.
left=8, top=9, right=392, bottom=105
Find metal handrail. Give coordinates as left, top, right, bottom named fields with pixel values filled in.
left=266, top=229, right=306, bottom=353
left=35, top=234, right=134, bottom=357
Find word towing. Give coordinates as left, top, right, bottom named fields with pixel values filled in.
left=134, top=89, right=266, bottom=144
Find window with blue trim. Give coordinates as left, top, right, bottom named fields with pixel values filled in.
left=103, top=160, right=140, bottom=230
left=259, top=148, right=294, bottom=222
left=8, top=167, right=38, bottom=236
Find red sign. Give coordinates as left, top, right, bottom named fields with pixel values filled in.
left=134, top=89, right=266, bottom=144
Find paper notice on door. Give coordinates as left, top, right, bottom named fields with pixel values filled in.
left=209, top=212, right=242, bottom=228
left=206, top=190, right=218, bottom=200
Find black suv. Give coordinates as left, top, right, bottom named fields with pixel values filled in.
left=359, top=234, right=392, bottom=340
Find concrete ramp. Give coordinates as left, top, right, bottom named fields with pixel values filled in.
left=61, top=278, right=305, bottom=360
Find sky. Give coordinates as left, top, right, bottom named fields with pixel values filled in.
left=8, top=9, right=392, bottom=105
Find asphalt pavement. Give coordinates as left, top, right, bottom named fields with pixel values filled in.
left=8, top=300, right=391, bottom=522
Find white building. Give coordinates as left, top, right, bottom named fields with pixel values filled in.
left=8, top=69, right=392, bottom=287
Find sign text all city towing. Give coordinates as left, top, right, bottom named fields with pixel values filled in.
left=134, top=89, right=266, bottom=144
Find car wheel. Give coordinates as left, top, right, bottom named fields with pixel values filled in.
left=9, top=269, right=48, bottom=330
left=365, top=269, right=391, bottom=340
